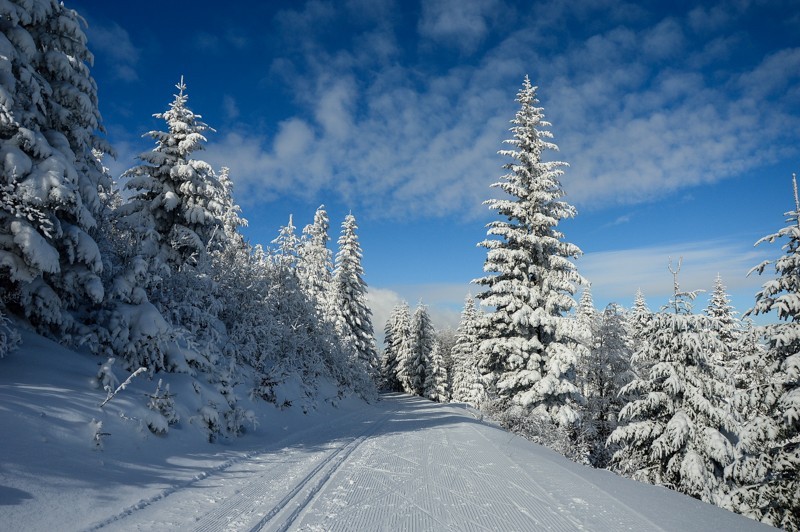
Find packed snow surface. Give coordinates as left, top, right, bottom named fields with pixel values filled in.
left=0, top=331, right=772, bottom=531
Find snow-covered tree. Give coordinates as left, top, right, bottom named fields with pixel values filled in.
left=425, top=340, right=449, bottom=402
left=332, top=213, right=378, bottom=376
left=450, top=295, right=484, bottom=406
left=0, top=0, right=112, bottom=332
left=629, top=288, right=654, bottom=378
left=117, top=78, right=222, bottom=275
left=386, top=301, right=413, bottom=393
left=582, top=303, right=634, bottom=468
left=216, top=166, right=247, bottom=249
left=297, top=205, right=334, bottom=319
left=382, top=303, right=405, bottom=391
left=610, top=261, right=735, bottom=504
left=724, top=175, right=800, bottom=530
left=272, top=214, right=299, bottom=271
left=703, top=274, right=741, bottom=370
left=474, top=76, right=583, bottom=428
left=409, top=303, right=435, bottom=396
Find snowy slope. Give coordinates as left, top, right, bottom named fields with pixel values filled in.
left=0, top=331, right=773, bottom=531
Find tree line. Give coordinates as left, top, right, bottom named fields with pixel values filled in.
left=0, top=0, right=379, bottom=439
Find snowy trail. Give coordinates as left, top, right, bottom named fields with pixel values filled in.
left=85, top=394, right=768, bottom=532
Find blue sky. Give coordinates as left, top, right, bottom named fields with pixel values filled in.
left=70, top=0, right=798, bottom=333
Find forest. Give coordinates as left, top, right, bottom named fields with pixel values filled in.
left=0, top=1, right=797, bottom=530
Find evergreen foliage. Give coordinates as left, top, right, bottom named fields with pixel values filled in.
left=333, top=213, right=379, bottom=377
left=409, top=303, right=436, bottom=396
left=450, top=295, right=485, bottom=406
left=0, top=0, right=112, bottom=332
left=724, top=175, right=800, bottom=530
left=610, top=263, right=735, bottom=504
left=474, top=76, right=583, bottom=428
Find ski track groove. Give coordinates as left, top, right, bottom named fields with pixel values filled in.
left=83, top=408, right=368, bottom=532
left=250, top=408, right=396, bottom=532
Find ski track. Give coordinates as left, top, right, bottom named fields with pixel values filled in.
left=81, top=395, right=759, bottom=531
left=84, top=408, right=370, bottom=532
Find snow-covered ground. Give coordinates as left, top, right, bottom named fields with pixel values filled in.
left=0, top=331, right=772, bottom=531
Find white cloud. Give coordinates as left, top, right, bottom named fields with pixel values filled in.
left=201, top=1, right=799, bottom=222
left=418, top=0, right=502, bottom=54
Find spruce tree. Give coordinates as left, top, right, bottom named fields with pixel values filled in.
left=583, top=303, right=634, bottom=468
left=725, top=175, right=800, bottom=530
left=609, top=260, right=735, bottom=503
left=0, top=0, right=112, bottom=332
left=474, top=76, right=583, bottom=428
left=450, top=295, right=484, bottom=406
left=703, top=274, right=740, bottom=371
left=297, top=205, right=334, bottom=320
left=389, top=301, right=414, bottom=393
left=425, top=340, right=449, bottom=402
left=381, top=303, right=405, bottom=392
left=409, top=303, right=435, bottom=396
left=117, top=78, right=222, bottom=275
left=333, top=213, right=378, bottom=376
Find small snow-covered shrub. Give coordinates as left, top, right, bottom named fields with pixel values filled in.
left=195, top=403, right=221, bottom=443
left=145, top=379, right=179, bottom=434
left=89, top=418, right=109, bottom=450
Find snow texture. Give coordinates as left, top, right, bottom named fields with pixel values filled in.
left=0, top=329, right=771, bottom=532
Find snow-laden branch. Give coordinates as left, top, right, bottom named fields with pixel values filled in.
left=100, top=367, right=147, bottom=408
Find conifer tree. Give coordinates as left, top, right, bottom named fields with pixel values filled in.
left=333, top=213, right=378, bottom=376
left=297, top=205, right=334, bottom=319
left=583, top=303, right=634, bottom=468
left=629, top=288, right=654, bottom=378
left=388, top=301, right=414, bottom=393
left=725, top=175, right=800, bottom=530
left=0, top=0, right=112, bottom=331
left=450, top=295, right=484, bottom=406
left=117, top=78, right=223, bottom=275
left=409, top=303, right=435, bottom=396
left=703, top=274, right=740, bottom=370
left=474, top=76, right=583, bottom=428
left=610, top=260, right=735, bottom=503
left=382, top=304, right=405, bottom=392
left=425, top=340, right=449, bottom=402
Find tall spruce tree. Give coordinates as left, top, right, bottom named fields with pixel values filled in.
left=409, top=303, right=435, bottom=396
left=582, top=303, right=634, bottom=468
left=297, top=205, right=334, bottom=320
left=424, top=340, right=449, bottom=402
left=389, top=301, right=414, bottom=393
left=474, top=76, right=583, bottom=428
left=0, top=0, right=112, bottom=332
left=333, top=213, right=378, bottom=376
left=724, top=175, right=800, bottom=530
left=704, top=274, right=740, bottom=371
left=382, top=303, right=405, bottom=392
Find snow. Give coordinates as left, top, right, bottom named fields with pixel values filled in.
left=0, top=329, right=772, bottom=532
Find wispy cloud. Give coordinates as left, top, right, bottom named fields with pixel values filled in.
left=579, top=238, right=775, bottom=314
left=84, top=21, right=139, bottom=81
left=200, top=0, right=799, bottom=222
left=418, top=0, right=504, bottom=54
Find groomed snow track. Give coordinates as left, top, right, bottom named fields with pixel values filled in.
left=86, top=394, right=769, bottom=532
